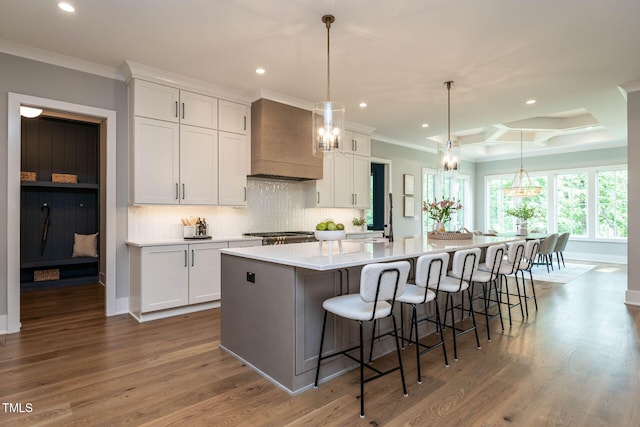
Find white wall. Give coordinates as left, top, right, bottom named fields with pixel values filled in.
left=626, top=88, right=640, bottom=304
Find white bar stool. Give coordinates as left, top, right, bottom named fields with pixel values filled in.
left=313, top=260, right=410, bottom=419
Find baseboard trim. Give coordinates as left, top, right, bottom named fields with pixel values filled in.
left=129, top=301, right=220, bottom=323
left=0, top=314, right=7, bottom=335
left=564, top=251, right=627, bottom=264
left=625, top=290, right=640, bottom=306
left=115, top=297, right=129, bottom=315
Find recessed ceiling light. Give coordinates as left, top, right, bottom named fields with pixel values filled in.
left=255, top=68, right=265, bottom=75
left=359, top=102, right=367, bottom=108
left=58, top=2, right=75, bottom=13
left=421, top=123, right=429, bottom=128
left=526, top=99, right=536, bottom=105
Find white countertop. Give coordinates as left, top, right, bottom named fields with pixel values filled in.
left=220, top=235, right=521, bottom=271
left=126, top=235, right=263, bottom=247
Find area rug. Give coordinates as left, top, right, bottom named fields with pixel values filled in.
left=528, top=262, right=596, bottom=284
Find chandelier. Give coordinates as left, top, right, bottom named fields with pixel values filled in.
left=312, top=15, right=345, bottom=156
left=503, top=131, right=542, bottom=197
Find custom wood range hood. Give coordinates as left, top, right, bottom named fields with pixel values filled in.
left=250, top=99, right=323, bottom=180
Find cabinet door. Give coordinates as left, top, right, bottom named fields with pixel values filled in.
left=133, top=80, right=179, bottom=123
left=341, top=130, right=355, bottom=154
left=180, top=126, right=218, bottom=205
left=189, top=242, right=227, bottom=304
left=218, top=131, right=248, bottom=206
left=219, top=100, right=248, bottom=135
left=353, top=155, right=371, bottom=208
left=133, top=117, right=180, bottom=204
left=315, top=154, right=334, bottom=207
left=141, top=245, right=189, bottom=312
left=352, top=132, right=371, bottom=157
left=180, top=90, right=218, bottom=129
left=333, top=153, right=354, bottom=208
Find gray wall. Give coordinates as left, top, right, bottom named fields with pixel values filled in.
left=628, top=89, right=640, bottom=298
left=0, top=53, right=129, bottom=316
left=371, top=139, right=476, bottom=237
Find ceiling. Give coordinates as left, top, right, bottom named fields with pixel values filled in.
left=2, top=0, right=639, bottom=161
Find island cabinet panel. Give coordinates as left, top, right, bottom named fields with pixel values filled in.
left=221, top=254, right=297, bottom=389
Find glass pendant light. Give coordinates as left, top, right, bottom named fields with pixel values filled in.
left=312, top=15, right=345, bottom=156
left=439, top=81, right=459, bottom=172
left=503, top=130, right=542, bottom=197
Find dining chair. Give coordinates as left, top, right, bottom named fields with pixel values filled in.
left=537, top=233, right=559, bottom=273
left=314, top=260, right=410, bottom=419
left=553, top=232, right=570, bottom=269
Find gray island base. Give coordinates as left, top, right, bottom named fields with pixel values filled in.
left=220, top=235, right=519, bottom=394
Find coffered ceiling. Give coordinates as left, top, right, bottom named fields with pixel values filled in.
left=1, top=0, right=639, bottom=161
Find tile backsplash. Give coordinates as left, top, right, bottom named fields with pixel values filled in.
left=128, top=178, right=363, bottom=241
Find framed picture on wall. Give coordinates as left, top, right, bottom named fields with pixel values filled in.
left=404, top=196, right=415, bottom=217
left=403, top=174, right=415, bottom=195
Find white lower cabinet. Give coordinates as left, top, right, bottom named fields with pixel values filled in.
left=140, top=245, right=189, bottom=313
left=188, top=242, right=227, bottom=304
left=129, top=239, right=262, bottom=320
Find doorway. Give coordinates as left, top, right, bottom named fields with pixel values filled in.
left=7, top=93, right=117, bottom=333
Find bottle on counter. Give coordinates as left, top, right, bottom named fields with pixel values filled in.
left=196, top=217, right=203, bottom=236
left=202, top=218, right=208, bottom=236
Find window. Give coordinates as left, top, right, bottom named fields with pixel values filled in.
left=486, top=175, right=548, bottom=234
left=556, top=173, right=587, bottom=237
left=485, top=165, right=627, bottom=241
left=422, top=169, right=470, bottom=233
left=596, top=169, right=628, bottom=238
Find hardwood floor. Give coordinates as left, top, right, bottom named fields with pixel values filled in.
left=1, top=262, right=638, bottom=426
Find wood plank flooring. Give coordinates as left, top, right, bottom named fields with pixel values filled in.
left=1, top=262, right=638, bottom=426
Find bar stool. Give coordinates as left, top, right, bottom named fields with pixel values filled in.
left=314, top=260, right=410, bottom=419
left=517, top=239, right=540, bottom=316
left=496, top=240, right=526, bottom=326
left=437, top=247, right=481, bottom=361
left=471, top=243, right=506, bottom=341
left=395, top=253, right=450, bottom=384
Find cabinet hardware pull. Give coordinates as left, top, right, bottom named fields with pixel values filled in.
left=181, top=102, right=185, bottom=119
left=191, top=249, right=194, bottom=266
left=317, top=191, right=320, bottom=204
left=355, top=193, right=357, bottom=205
left=243, top=116, right=247, bottom=130
left=355, top=140, right=358, bottom=152
left=175, top=101, right=178, bottom=118
left=175, top=183, right=179, bottom=199
left=184, top=250, right=188, bottom=267
left=182, top=183, right=185, bottom=199
left=244, top=187, right=247, bottom=201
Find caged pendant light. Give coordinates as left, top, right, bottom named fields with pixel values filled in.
left=312, top=15, right=345, bottom=156
left=441, top=81, right=458, bottom=172
left=503, top=130, right=542, bottom=197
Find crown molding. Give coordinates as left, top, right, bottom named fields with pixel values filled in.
left=0, top=38, right=124, bottom=81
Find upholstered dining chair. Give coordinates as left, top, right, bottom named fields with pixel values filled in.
left=314, top=260, right=410, bottom=419
left=553, top=232, right=570, bottom=269
left=537, top=233, right=559, bottom=273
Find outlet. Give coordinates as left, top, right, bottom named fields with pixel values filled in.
left=246, top=272, right=256, bottom=283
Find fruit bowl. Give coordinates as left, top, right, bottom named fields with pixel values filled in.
left=314, top=230, right=346, bottom=241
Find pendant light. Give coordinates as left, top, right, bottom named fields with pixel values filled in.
left=312, top=15, right=345, bottom=156
left=441, top=81, right=458, bottom=172
left=503, top=130, right=542, bottom=197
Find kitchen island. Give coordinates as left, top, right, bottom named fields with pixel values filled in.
left=219, top=235, right=518, bottom=394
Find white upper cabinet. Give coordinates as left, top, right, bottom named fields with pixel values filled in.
left=342, top=130, right=371, bottom=157
left=132, top=80, right=218, bottom=129
left=219, top=100, right=248, bottom=135
left=218, top=131, right=248, bottom=206
left=133, top=117, right=180, bottom=204
left=179, top=125, right=218, bottom=205
left=132, top=80, right=180, bottom=123
left=179, top=90, right=218, bottom=129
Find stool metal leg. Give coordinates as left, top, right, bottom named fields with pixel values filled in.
left=314, top=310, right=328, bottom=388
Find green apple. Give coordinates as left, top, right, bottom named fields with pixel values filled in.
left=336, top=223, right=344, bottom=230
left=316, top=222, right=327, bottom=231
left=327, top=222, right=337, bottom=231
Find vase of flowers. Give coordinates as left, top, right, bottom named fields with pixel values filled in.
left=423, top=198, right=462, bottom=232
left=505, top=202, right=539, bottom=236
